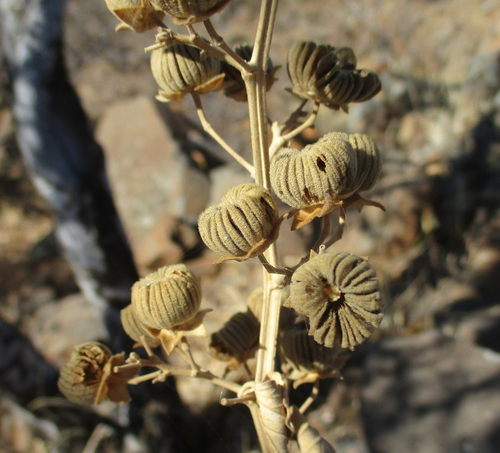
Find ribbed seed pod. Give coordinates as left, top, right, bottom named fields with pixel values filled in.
left=104, top=0, right=164, bottom=32
left=346, top=133, right=382, bottom=193
left=131, top=264, right=202, bottom=331
left=120, top=305, right=160, bottom=347
left=149, top=0, right=232, bottom=25
left=221, top=45, right=278, bottom=102
left=287, top=41, right=333, bottom=101
left=247, top=287, right=264, bottom=322
left=151, top=43, right=224, bottom=102
left=285, top=252, right=383, bottom=350
left=58, top=342, right=112, bottom=405
left=209, top=311, right=260, bottom=364
left=270, top=132, right=356, bottom=229
left=198, top=183, right=280, bottom=262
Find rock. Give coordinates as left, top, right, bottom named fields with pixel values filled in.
left=362, top=330, right=500, bottom=453
left=96, top=96, right=210, bottom=251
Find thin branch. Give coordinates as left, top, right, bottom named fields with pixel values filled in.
left=258, top=253, right=290, bottom=276
left=282, top=99, right=308, bottom=131
left=281, top=101, right=320, bottom=142
left=324, top=208, right=346, bottom=249
left=190, top=92, right=255, bottom=176
left=299, top=380, right=320, bottom=414
left=311, top=214, right=331, bottom=253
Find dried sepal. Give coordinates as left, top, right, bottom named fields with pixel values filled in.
left=151, top=43, right=224, bottom=102
left=96, top=353, right=141, bottom=404
left=270, top=133, right=357, bottom=230
left=255, top=373, right=288, bottom=453
left=131, top=264, right=202, bottom=331
left=120, top=305, right=161, bottom=348
left=104, top=0, right=164, bottom=32
left=209, top=311, right=260, bottom=370
left=149, top=0, right=232, bottom=25
left=280, top=326, right=347, bottom=388
left=221, top=45, right=279, bottom=102
left=287, top=405, right=336, bottom=453
left=285, top=252, right=383, bottom=350
left=198, top=183, right=282, bottom=262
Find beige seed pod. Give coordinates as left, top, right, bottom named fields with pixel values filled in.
left=209, top=311, right=260, bottom=367
left=120, top=305, right=161, bottom=348
left=58, top=342, right=112, bottom=405
left=221, top=45, right=279, bottom=102
left=149, top=0, right=232, bottom=25
left=104, top=0, right=164, bottom=32
left=347, top=133, right=382, bottom=193
left=198, top=183, right=281, bottom=262
left=131, top=264, right=202, bottom=331
left=285, top=252, right=383, bottom=350
left=270, top=132, right=357, bottom=229
left=151, top=43, right=224, bottom=102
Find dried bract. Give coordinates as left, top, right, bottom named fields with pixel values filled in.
left=280, top=326, right=346, bottom=387
left=198, top=183, right=281, bottom=262
left=270, top=132, right=357, bottom=229
left=58, top=342, right=111, bottom=405
left=149, top=0, right=232, bottom=24
left=151, top=43, right=224, bottom=102
left=285, top=252, right=383, bottom=350
left=221, top=45, right=279, bottom=102
left=131, top=264, right=202, bottom=331
left=120, top=305, right=160, bottom=348
left=104, top=0, right=164, bottom=32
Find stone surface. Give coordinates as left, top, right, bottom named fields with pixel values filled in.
left=362, top=330, right=500, bottom=453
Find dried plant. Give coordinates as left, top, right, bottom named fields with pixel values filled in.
left=58, top=2, right=386, bottom=451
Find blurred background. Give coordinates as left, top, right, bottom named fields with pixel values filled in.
left=1, top=0, right=500, bottom=452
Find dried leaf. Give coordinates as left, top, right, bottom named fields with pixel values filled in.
left=287, top=406, right=336, bottom=453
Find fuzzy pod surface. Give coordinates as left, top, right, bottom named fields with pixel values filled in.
left=346, top=133, right=382, bottom=193
left=120, top=305, right=160, bottom=347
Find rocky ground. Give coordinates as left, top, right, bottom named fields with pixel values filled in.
left=1, top=0, right=500, bottom=452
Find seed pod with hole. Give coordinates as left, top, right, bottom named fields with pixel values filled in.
left=280, top=326, right=346, bottom=387
left=346, top=133, right=382, bottom=193
left=131, top=264, right=202, bottom=331
left=209, top=311, right=260, bottom=368
left=104, top=0, right=164, bottom=32
left=58, top=342, right=112, bottom=405
left=120, top=305, right=161, bottom=348
left=151, top=43, right=225, bottom=102
left=149, top=0, right=232, bottom=25
left=270, top=132, right=357, bottom=229
left=284, top=252, right=383, bottom=350
left=198, top=183, right=281, bottom=262
left=221, top=45, right=279, bottom=102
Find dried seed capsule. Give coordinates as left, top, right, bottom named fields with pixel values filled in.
left=58, top=342, right=112, bottom=405
left=131, top=264, right=202, bottom=331
left=198, top=183, right=280, bottom=262
left=221, top=45, right=278, bottom=102
left=280, top=326, right=346, bottom=386
left=149, top=0, right=232, bottom=25
left=104, top=0, right=164, bottom=32
left=285, top=252, right=383, bottom=350
left=151, top=43, right=224, bottom=102
left=209, top=311, right=260, bottom=366
left=270, top=132, right=357, bottom=229
left=120, top=305, right=161, bottom=348
left=347, top=133, right=382, bottom=193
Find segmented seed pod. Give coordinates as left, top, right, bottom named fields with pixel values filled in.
left=198, top=183, right=280, bottom=262
left=347, top=133, right=382, bottom=193
left=120, top=305, right=160, bottom=347
left=270, top=132, right=357, bottom=228
left=151, top=43, right=224, bottom=102
left=149, top=0, right=232, bottom=25
left=209, top=311, right=260, bottom=364
left=247, top=287, right=264, bottom=322
left=221, top=45, right=278, bottom=102
left=58, top=342, right=112, bottom=405
left=287, top=41, right=333, bottom=101
left=104, top=0, right=164, bottom=32
left=131, top=264, right=202, bottom=331
left=285, top=252, right=383, bottom=350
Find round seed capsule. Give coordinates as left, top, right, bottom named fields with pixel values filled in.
left=58, top=342, right=112, bottom=405
left=151, top=43, right=224, bottom=102
left=104, top=0, right=164, bottom=32
left=285, top=252, right=383, bottom=350
left=149, top=0, right=232, bottom=25
left=131, top=264, right=202, bottom=331
left=120, top=305, right=161, bottom=347
left=347, top=133, right=382, bottom=193
left=198, top=183, right=280, bottom=262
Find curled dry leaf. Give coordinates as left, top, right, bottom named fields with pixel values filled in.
left=149, top=0, right=232, bottom=24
